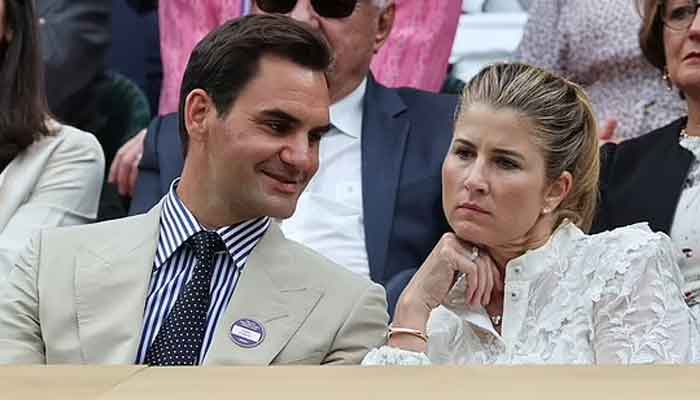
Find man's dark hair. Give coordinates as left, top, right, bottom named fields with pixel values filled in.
left=177, top=14, right=333, bottom=155
left=0, top=0, right=50, bottom=172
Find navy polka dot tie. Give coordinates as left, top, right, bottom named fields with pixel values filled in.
left=145, top=231, right=225, bottom=366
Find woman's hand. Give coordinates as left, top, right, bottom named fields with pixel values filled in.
left=598, top=118, right=620, bottom=145
left=390, top=233, right=502, bottom=351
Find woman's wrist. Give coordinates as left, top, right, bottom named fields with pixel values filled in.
left=393, top=292, right=431, bottom=329
left=388, top=293, right=431, bottom=353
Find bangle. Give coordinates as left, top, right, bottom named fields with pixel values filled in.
left=387, top=325, right=428, bottom=343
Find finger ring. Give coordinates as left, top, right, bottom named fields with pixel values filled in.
left=469, top=246, right=479, bottom=262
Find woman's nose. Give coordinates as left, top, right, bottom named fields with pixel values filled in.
left=463, top=162, right=489, bottom=194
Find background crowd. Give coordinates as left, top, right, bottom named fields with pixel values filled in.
left=0, top=0, right=699, bottom=367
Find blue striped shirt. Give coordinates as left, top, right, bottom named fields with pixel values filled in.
left=136, top=182, right=270, bottom=364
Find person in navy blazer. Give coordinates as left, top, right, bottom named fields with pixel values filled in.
left=126, top=1, right=459, bottom=315
left=592, top=117, right=693, bottom=235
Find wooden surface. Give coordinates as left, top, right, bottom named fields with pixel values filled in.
left=0, top=366, right=145, bottom=400
left=2, top=365, right=700, bottom=399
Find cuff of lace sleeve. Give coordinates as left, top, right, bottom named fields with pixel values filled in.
left=362, top=346, right=432, bottom=366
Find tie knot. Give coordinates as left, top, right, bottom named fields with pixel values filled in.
left=188, top=231, right=225, bottom=261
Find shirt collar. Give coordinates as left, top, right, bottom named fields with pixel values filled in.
left=155, top=179, right=271, bottom=270
left=441, top=221, right=584, bottom=337
left=329, top=78, right=367, bottom=139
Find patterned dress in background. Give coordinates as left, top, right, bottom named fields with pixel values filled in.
left=158, top=0, right=461, bottom=111
left=370, top=0, right=462, bottom=92
left=158, top=0, right=245, bottom=115
left=514, top=0, right=687, bottom=140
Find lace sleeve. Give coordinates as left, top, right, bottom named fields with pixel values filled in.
left=592, top=231, right=695, bottom=364
left=361, top=346, right=431, bottom=366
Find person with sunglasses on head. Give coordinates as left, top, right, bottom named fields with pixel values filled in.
left=593, top=0, right=700, bottom=321
left=127, top=0, right=460, bottom=315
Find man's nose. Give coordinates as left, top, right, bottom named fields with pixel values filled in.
left=280, top=135, right=316, bottom=172
left=288, top=0, right=321, bottom=29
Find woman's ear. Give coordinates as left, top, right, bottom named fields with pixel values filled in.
left=542, top=171, right=572, bottom=214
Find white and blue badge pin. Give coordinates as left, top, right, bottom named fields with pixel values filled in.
left=230, top=319, right=265, bottom=348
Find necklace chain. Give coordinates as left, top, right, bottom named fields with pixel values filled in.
left=681, top=128, right=700, bottom=141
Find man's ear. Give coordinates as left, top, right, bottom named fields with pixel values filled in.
left=542, top=171, right=573, bottom=214
left=373, top=2, right=395, bottom=53
left=184, top=89, right=215, bottom=148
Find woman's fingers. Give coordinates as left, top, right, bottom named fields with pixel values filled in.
left=474, top=257, right=488, bottom=306
left=492, top=260, right=504, bottom=292
left=481, top=257, right=494, bottom=305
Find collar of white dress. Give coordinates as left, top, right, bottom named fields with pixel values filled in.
left=440, top=220, right=585, bottom=335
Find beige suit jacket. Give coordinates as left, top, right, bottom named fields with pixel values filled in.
left=0, top=123, right=104, bottom=283
left=0, top=203, right=389, bottom=365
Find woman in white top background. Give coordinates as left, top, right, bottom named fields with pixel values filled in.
left=364, top=62, right=699, bottom=365
left=0, top=0, right=104, bottom=282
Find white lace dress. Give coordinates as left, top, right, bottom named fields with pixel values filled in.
left=364, top=223, right=700, bottom=365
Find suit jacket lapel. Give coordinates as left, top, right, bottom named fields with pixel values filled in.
left=643, top=128, right=694, bottom=233
left=608, top=118, right=694, bottom=234
left=361, top=75, right=409, bottom=283
left=0, top=160, right=24, bottom=230
left=75, top=203, right=162, bottom=363
left=0, top=138, right=59, bottom=230
left=204, top=224, right=323, bottom=365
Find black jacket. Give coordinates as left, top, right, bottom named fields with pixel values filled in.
left=592, top=117, right=695, bottom=234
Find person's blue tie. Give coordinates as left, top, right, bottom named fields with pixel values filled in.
left=145, top=230, right=225, bottom=366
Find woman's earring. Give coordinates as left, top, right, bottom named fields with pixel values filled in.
left=663, top=67, right=673, bottom=90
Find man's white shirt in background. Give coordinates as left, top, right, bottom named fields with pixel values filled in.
left=281, top=79, right=371, bottom=279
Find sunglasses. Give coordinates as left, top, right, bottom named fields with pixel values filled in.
left=255, top=0, right=359, bottom=19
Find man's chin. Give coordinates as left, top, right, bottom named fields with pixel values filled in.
left=263, top=199, right=299, bottom=220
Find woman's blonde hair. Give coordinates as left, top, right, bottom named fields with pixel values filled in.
left=457, top=62, right=600, bottom=232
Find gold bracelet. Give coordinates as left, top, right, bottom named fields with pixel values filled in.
left=387, top=325, right=428, bottom=343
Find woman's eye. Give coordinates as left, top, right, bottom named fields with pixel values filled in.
left=496, top=157, right=519, bottom=170
left=670, top=5, right=695, bottom=20
left=454, top=148, right=474, bottom=160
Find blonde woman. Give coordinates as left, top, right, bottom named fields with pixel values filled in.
left=364, top=62, right=699, bottom=365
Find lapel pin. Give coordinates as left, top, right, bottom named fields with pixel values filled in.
left=230, top=318, right=265, bottom=348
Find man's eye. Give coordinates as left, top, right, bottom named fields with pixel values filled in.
left=309, top=132, right=323, bottom=143
left=266, top=121, right=289, bottom=133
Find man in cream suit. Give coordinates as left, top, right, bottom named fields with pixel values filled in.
left=0, top=15, right=388, bottom=365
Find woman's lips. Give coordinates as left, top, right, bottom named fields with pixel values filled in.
left=683, top=52, right=700, bottom=61
left=457, top=202, right=490, bottom=215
